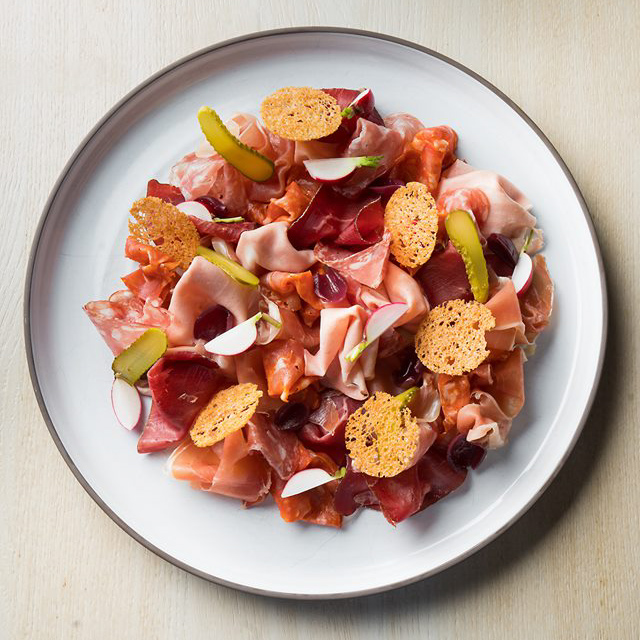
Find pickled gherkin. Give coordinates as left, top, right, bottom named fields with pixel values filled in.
left=445, top=209, right=489, bottom=303
left=197, top=107, right=274, bottom=182
left=112, top=328, right=168, bottom=385
left=196, top=246, right=259, bottom=287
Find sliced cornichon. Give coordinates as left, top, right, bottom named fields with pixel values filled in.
left=112, top=328, right=168, bottom=385
left=445, top=209, right=489, bottom=303
left=196, top=245, right=259, bottom=287
left=197, top=106, right=274, bottom=182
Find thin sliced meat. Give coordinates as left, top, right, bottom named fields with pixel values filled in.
left=520, top=254, right=554, bottom=341
left=275, top=308, right=320, bottom=350
left=438, top=160, right=537, bottom=248
left=336, top=119, right=405, bottom=197
left=168, top=114, right=294, bottom=211
left=262, top=339, right=314, bottom=402
left=121, top=236, right=178, bottom=303
left=189, top=216, right=255, bottom=243
left=83, top=290, right=171, bottom=355
left=168, top=432, right=271, bottom=503
left=334, top=461, right=379, bottom=516
left=482, top=348, right=525, bottom=418
left=246, top=413, right=310, bottom=481
left=395, top=126, right=458, bottom=193
left=167, top=256, right=259, bottom=346
left=418, top=444, right=467, bottom=509
left=436, top=187, right=490, bottom=227
left=485, top=279, right=527, bottom=352
left=262, top=271, right=323, bottom=309
left=137, top=351, right=226, bottom=453
left=146, top=179, right=185, bottom=205
left=369, top=464, right=430, bottom=525
left=272, top=450, right=342, bottom=528
left=265, top=181, right=316, bottom=223
left=314, top=230, right=391, bottom=289
left=415, top=242, right=473, bottom=308
left=438, top=374, right=471, bottom=430
left=382, top=262, right=429, bottom=328
left=383, top=113, right=425, bottom=147
left=236, top=221, right=316, bottom=273
left=304, top=306, right=369, bottom=400
left=298, top=390, right=362, bottom=463
left=457, top=391, right=512, bottom=449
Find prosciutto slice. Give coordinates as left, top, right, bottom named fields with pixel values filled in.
left=298, top=390, right=362, bottom=463
left=167, top=256, right=259, bottom=346
left=314, top=230, right=391, bottom=289
left=236, top=221, right=316, bottom=273
left=261, top=271, right=323, bottom=309
left=485, top=279, right=527, bottom=352
left=383, top=113, right=425, bottom=147
left=189, top=216, right=255, bottom=243
left=457, top=392, right=512, bottom=449
left=262, top=339, right=315, bottom=401
left=121, top=237, right=178, bottom=303
left=438, top=160, right=538, bottom=248
left=83, top=290, right=171, bottom=355
left=168, top=431, right=271, bottom=503
left=137, top=351, right=226, bottom=453
left=520, top=255, right=554, bottom=341
left=169, top=114, right=294, bottom=211
left=336, top=119, right=405, bottom=197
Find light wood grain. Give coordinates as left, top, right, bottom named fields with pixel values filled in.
left=2, top=1, right=639, bottom=638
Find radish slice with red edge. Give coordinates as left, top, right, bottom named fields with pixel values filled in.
left=280, top=467, right=346, bottom=499
left=346, top=302, right=409, bottom=362
left=303, top=156, right=382, bottom=184
left=111, top=378, right=142, bottom=430
left=176, top=200, right=211, bottom=221
left=341, top=88, right=375, bottom=118
left=204, top=312, right=262, bottom=356
left=512, top=252, right=533, bottom=296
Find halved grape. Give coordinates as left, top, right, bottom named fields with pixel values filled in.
left=193, top=305, right=234, bottom=342
left=447, top=434, right=486, bottom=471
left=274, top=403, right=310, bottom=431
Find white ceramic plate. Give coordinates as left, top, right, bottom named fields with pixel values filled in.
left=25, top=28, right=606, bottom=599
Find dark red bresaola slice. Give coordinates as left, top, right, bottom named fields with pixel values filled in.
left=137, top=351, right=225, bottom=453
left=146, top=179, right=185, bottom=205
left=415, top=242, right=473, bottom=307
left=333, top=461, right=378, bottom=516
left=369, top=177, right=405, bottom=202
left=193, top=305, right=234, bottom=342
left=287, top=185, right=384, bottom=249
left=419, top=445, right=467, bottom=509
left=319, top=88, right=386, bottom=144
left=189, top=216, right=256, bottom=243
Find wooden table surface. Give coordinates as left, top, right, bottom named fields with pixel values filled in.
left=3, top=1, right=639, bottom=638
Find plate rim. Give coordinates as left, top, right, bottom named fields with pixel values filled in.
left=23, top=26, right=608, bottom=599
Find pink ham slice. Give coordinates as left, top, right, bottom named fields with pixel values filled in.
left=167, top=256, right=259, bottom=346
left=83, top=290, right=171, bottom=355
left=137, top=351, right=226, bottom=453
left=314, top=230, right=391, bottom=289
left=236, top=221, right=316, bottom=274
left=304, top=306, right=369, bottom=400
left=437, top=160, right=538, bottom=248
left=382, top=263, right=429, bottom=328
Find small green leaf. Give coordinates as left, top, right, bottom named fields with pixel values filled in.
left=261, top=313, right=282, bottom=330
left=341, top=106, right=355, bottom=119
left=345, top=340, right=368, bottom=362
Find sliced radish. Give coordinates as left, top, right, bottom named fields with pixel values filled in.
left=111, top=378, right=142, bottom=430
left=303, top=155, right=382, bottom=184
left=512, top=252, right=533, bottom=296
left=204, top=312, right=262, bottom=356
left=348, top=88, right=374, bottom=116
left=281, top=468, right=342, bottom=498
left=346, top=302, right=409, bottom=362
left=176, top=200, right=211, bottom=221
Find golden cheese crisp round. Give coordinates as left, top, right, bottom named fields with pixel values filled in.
left=129, top=196, right=200, bottom=270
left=260, top=87, right=342, bottom=141
left=414, top=299, right=495, bottom=375
left=384, top=181, right=439, bottom=269
left=345, top=392, right=421, bottom=478
left=189, top=383, right=262, bottom=448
